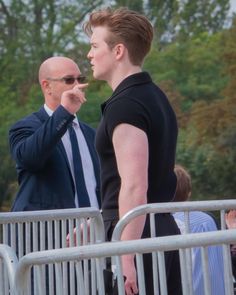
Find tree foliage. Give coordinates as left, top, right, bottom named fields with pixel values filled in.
left=114, top=0, right=231, bottom=45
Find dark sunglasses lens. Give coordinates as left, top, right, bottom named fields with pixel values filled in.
left=64, top=77, right=76, bottom=84
left=77, top=76, right=86, bottom=83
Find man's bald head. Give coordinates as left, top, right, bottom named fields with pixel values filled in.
left=38, top=56, right=82, bottom=110
left=38, top=56, right=79, bottom=84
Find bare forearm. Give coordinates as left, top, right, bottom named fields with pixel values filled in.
left=119, top=187, right=147, bottom=241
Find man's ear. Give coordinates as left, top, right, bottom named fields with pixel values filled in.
left=41, top=79, right=51, bottom=95
left=114, top=43, right=126, bottom=60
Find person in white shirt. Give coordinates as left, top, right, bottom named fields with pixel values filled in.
left=173, top=164, right=225, bottom=295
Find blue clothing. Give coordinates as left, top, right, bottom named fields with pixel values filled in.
left=9, top=105, right=100, bottom=211
left=174, top=211, right=225, bottom=295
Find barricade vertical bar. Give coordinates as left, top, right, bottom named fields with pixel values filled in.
left=39, top=220, right=46, bottom=295
left=33, top=221, right=38, bottom=295
left=0, top=258, right=3, bottom=294
left=84, top=258, right=89, bottom=295
left=47, top=220, right=54, bottom=295
left=69, top=261, right=75, bottom=295
left=68, top=219, right=75, bottom=295
left=2, top=224, right=8, bottom=244
left=35, top=265, right=46, bottom=295
left=222, top=243, right=234, bottom=295
left=18, top=223, right=23, bottom=258
left=40, top=221, right=46, bottom=250
left=33, top=221, right=39, bottom=251
left=75, top=219, right=81, bottom=246
left=2, top=225, right=8, bottom=295
left=25, top=222, right=30, bottom=255
left=0, top=258, right=7, bottom=295
left=179, top=248, right=190, bottom=295
left=90, top=219, right=95, bottom=244
left=10, top=224, right=16, bottom=252
left=75, top=260, right=85, bottom=294
left=157, top=251, right=167, bottom=295
left=136, top=253, right=146, bottom=295
left=67, top=219, right=74, bottom=295
left=150, top=213, right=159, bottom=295
left=61, top=219, right=68, bottom=294
left=68, top=219, right=74, bottom=240
left=152, top=251, right=159, bottom=295
left=220, top=209, right=227, bottom=230
left=55, top=220, right=60, bottom=249
left=116, top=255, right=125, bottom=295
left=82, top=219, right=90, bottom=295
left=183, top=211, right=193, bottom=294
left=90, top=258, right=96, bottom=295
left=95, top=257, right=105, bottom=295
left=90, top=219, right=97, bottom=295
left=55, top=262, right=63, bottom=295
left=201, top=247, right=211, bottom=295
left=61, top=219, right=67, bottom=248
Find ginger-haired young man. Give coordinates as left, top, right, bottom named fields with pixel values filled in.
left=84, top=7, right=182, bottom=295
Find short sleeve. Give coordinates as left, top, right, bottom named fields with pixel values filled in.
left=104, top=97, right=149, bottom=138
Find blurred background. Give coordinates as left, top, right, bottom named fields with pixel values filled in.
left=0, top=0, right=235, bottom=211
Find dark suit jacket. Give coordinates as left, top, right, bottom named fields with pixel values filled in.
left=9, top=105, right=100, bottom=211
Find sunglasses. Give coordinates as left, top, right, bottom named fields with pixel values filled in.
left=47, top=75, right=87, bottom=85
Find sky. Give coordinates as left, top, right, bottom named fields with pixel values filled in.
left=230, top=0, right=236, bottom=13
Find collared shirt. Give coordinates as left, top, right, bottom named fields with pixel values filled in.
left=44, top=104, right=98, bottom=208
left=173, top=211, right=225, bottom=295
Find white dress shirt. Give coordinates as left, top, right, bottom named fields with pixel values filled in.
left=44, top=104, right=98, bottom=208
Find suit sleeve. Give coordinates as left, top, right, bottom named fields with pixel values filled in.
left=9, top=106, right=74, bottom=172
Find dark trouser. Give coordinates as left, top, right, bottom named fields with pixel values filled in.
left=103, top=210, right=182, bottom=295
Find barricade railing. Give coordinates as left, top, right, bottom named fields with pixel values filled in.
left=112, top=200, right=236, bottom=241
left=0, top=207, right=105, bottom=295
left=111, top=199, right=236, bottom=295
left=0, top=244, right=18, bottom=295
left=13, top=229, right=236, bottom=295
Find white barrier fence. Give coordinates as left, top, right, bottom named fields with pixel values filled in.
left=112, top=199, right=236, bottom=242
left=112, top=199, right=236, bottom=295
left=13, top=229, right=236, bottom=295
left=0, top=207, right=105, bottom=295
left=1, top=200, right=236, bottom=294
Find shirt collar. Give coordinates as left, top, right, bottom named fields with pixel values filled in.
left=101, top=71, right=152, bottom=113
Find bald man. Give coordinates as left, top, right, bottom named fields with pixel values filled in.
left=9, top=56, right=100, bottom=211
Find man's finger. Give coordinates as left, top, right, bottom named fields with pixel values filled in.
left=74, top=83, right=89, bottom=91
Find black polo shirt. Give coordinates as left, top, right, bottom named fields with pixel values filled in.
left=96, top=72, right=178, bottom=211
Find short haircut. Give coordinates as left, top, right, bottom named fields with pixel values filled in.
left=84, top=7, right=153, bottom=66
left=173, top=164, right=192, bottom=202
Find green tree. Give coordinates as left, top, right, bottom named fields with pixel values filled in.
left=177, top=0, right=230, bottom=40
left=145, top=31, right=228, bottom=108
left=114, top=0, right=144, bottom=12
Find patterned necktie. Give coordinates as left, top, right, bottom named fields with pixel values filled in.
left=68, top=125, right=91, bottom=207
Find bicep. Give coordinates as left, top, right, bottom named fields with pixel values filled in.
left=112, top=123, right=148, bottom=194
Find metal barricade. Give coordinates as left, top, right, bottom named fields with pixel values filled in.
left=0, top=244, right=18, bottom=295
left=111, top=199, right=236, bottom=295
left=0, top=207, right=105, bottom=295
left=13, top=229, right=236, bottom=295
